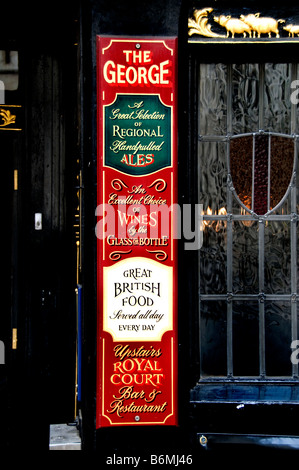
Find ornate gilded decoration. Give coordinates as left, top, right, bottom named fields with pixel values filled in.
left=188, top=8, right=292, bottom=40
left=213, top=15, right=252, bottom=38
left=239, top=14, right=285, bottom=38
left=284, top=24, right=299, bottom=37
left=109, top=250, right=132, bottom=261
left=0, top=108, right=16, bottom=127
left=188, top=8, right=226, bottom=38
left=111, top=178, right=129, bottom=191
left=147, top=179, right=167, bottom=192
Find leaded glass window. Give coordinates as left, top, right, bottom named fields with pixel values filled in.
left=195, top=62, right=299, bottom=400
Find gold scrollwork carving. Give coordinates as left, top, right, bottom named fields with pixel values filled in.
left=147, top=179, right=167, bottom=192
left=213, top=15, right=252, bottom=38
left=188, top=8, right=226, bottom=38
left=109, top=250, right=132, bottom=261
left=111, top=178, right=129, bottom=191
left=0, top=108, right=16, bottom=127
left=146, top=250, right=168, bottom=261
left=239, top=13, right=285, bottom=38
left=188, top=8, right=288, bottom=39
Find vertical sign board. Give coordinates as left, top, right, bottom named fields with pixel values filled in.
left=96, top=37, right=178, bottom=428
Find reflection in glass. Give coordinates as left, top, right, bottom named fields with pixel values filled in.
left=265, top=302, right=292, bottom=376
left=232, top=221, right=259, bottom=294
left=265, top=222, right=291, bottom=294
left=200, top=221, right=227, bottom=295
left=199, top=63, right=227, bottom=136
left=200, top=301, right=227, bottom=377
left=233, top=301, right=259, bottom=376
left=198, top=141, right=227, bottom=213
left=232, top=63, right=259, bottom=134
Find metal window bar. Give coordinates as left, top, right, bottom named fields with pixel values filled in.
left=258, top=217, right=266, bottom=377
left=267, top=135, right=271, bottom=213
left=226, top=64, right=233, bottom=377
left=291, top=137, right=298, bottom=378
left=291, top=63, right=298, bottom=379
left=252, top=134, right=255, bottom=212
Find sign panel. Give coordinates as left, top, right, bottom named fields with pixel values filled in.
left=96, top=36, right=178, bottom=428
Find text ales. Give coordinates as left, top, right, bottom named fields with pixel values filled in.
left=96, top=37, right=178, bottom=427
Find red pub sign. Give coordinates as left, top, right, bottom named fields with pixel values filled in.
left=96, top=36, right=178, bottom=427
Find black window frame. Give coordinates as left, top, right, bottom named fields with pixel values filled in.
left=185, top=41, right=299, bottom=441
